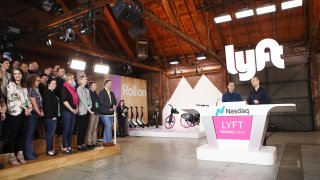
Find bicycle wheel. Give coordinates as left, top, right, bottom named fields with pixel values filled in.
left=180, top=116, right=190, bottom=128
left=164, top=115, right=175, bottom=129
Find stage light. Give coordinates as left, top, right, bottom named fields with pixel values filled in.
left=123, top=62, right=132, bottom=74
left=41, top=0, right=63, bottom=16
left=281, top=0, right=302, bottom=10
left=70, top=59, right=86, bottom=70
left=45, top=39, right=52, bottom=46
left=94, top=64, right=109, bottom=74
left=59, top=28, right=75, bottom=42
left=235, top=9, right=254, bottom=19
left=79, top=22, right=95, bottom=35
left=256, top=4, right=276, bottom=15
left=214, top=14, right=232, bottom=23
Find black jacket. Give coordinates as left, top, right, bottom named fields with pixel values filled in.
left=89, top=89, right=99, bottom=114
left=43, top=89, right=59, bottom=119
left=117, top=106, right=128, bottom=119
left=98, top=89, right=117, bottom=115
left=248, top=87, right=271, bottom=105
left=60, top=87, right=77, bottom=112
left=54, top=76, right=65, bottom=98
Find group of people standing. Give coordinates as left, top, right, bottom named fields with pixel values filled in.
left=0, top=56, right=121, bottom=168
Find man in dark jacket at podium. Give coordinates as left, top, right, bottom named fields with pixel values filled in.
left=248, top=76, right=271, bottom=105
left=222, top=81, right=243, bottom=102
left=248, top=76, right=271, bottom=146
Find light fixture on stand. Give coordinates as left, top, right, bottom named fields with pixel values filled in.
left=94, top=54, right=109, bottom=74
left=69, top=54, right=86, bottom=70
left=94, top=64, right=109, bottom=74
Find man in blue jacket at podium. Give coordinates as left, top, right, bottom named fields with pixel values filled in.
left=222, top=81, right=243, bottom=102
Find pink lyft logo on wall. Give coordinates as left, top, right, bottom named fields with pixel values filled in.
left=213, top=116, right=253, bottom=140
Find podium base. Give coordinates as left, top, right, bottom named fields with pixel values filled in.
left=197, top=144, right=276, bottom=165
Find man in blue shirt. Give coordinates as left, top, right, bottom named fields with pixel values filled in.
left=222, top=81, right=243, bottom=102
left=248, top=76, right=271, bottom=105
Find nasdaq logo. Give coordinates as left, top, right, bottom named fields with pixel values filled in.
left=225, top=38, right=285, bottom=81
left=215, top=106, right=225, bottom=116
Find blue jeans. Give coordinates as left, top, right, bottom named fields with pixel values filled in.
left=45, top=119, right=57, bottom=152
left=100, top=115, right=113, bottom=143
left=62, top=111, right=75, bottom=148
left=24, top=113, right=38, bottom=159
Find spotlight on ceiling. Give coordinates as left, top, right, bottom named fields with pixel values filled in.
left=235, top=9, right=254, bottom=19
left=2, top=51, right=23, bottom=61
left=44, top=39, right=52, bottom=46
left=123, top=62, right=132, bottom=74
left=256, top=4, right=276, bottom=15
left=196, top=53, right=206, bottom=60
left=281, top=0, right=302, bottom=10
left=94, top=64, right=109, bottom=74
left=70, top=59, right=86, bottom=70
left=41, top=0, right=63, bottom=16
left=79, top=22, right=95, bottom=35
left=214, top=14, right=232, bottom=23
left=59, top=28, right=75, bottom=42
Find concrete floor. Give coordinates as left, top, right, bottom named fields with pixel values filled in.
left=22, top=132, right=320, bottom=180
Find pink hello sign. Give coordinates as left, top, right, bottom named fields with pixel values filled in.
left=212, top=116, right=253, bottom=140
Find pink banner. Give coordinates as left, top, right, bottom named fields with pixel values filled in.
left=212, top=116, right=253, bottom=140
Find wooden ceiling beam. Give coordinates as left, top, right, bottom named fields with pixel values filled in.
left=186, top=0, right=216, bottom=50
left=96, top=22, right=122, bottom=56
left=171, top=1, right=197, bottom=58
left=161, top=0, right=180, bottom=27
left=55, top=0, right=94, bottom=49
left=142, top=8, right=224, bottom=66
left=50, top=40, right=162, bottom=72
left=103, top=5, right=135, bottom=59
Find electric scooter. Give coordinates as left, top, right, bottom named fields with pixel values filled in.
left=135, top=106, right=144, bottom=128
left=128, top=106, right=138, bottom=128
left=137, top=106, right=149, bottom=127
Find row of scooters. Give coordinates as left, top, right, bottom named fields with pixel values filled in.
left=127, top=106, right=160, bottom=128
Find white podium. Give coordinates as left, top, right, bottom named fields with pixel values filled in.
left=196, top=102, right=296, bottom=165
